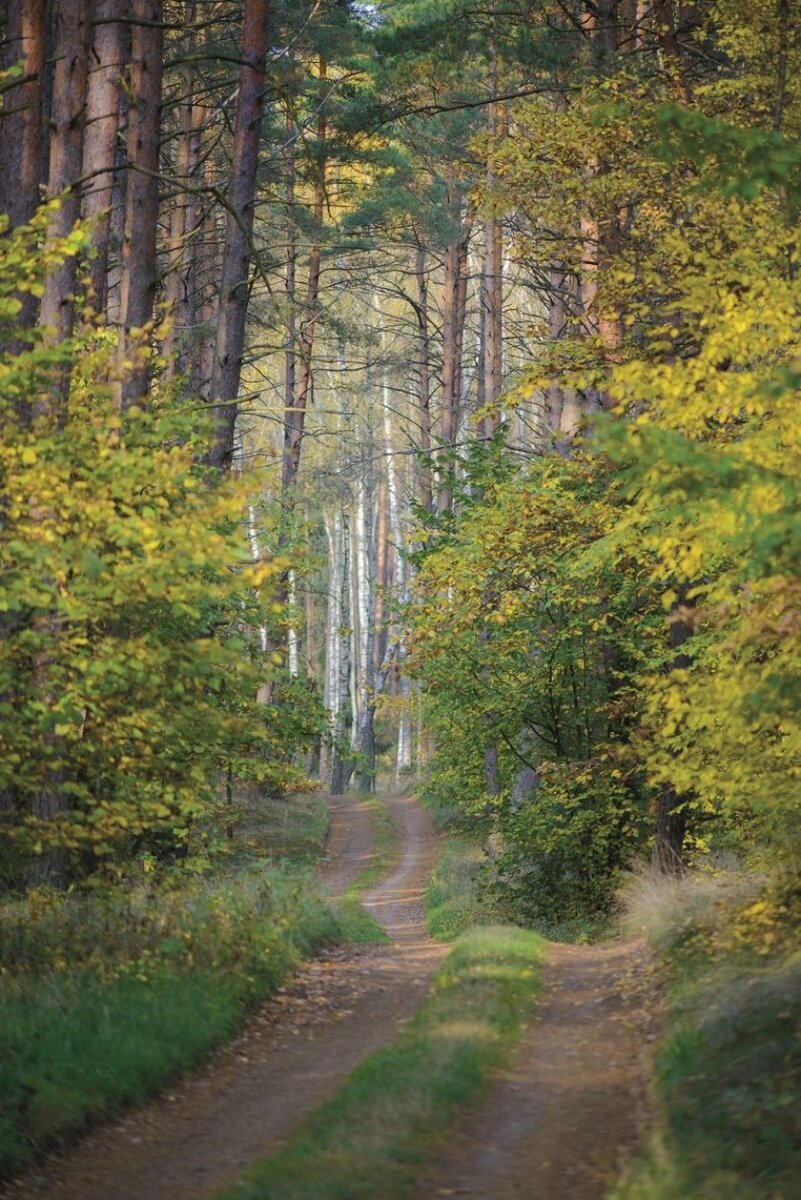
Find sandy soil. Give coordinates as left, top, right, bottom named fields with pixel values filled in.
left=417, top=938, right=659, bottom=1200
left=3, top=792, right=445, bottom=1200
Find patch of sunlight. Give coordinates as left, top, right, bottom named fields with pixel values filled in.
left=431, top=1018, right=496, bottom=1042
left=458, top=963, right=536, bottom=983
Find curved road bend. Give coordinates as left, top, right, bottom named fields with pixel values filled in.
left=3, top=793, right=445, bottom=1200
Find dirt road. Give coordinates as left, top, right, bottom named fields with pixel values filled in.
left=4, top=793, right=444, bottom=1200
left=417, top=938, right=658, bottom=1200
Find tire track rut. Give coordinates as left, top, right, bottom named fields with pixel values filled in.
left=3, top=793, right=444, bottom=1200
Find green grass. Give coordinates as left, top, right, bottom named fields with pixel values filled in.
left=333, top=797, right=397, bottom=944
left=425, top=835, right=502, bottom=940
left=612, top=873, right=801, bottom=1200
left=218, top=926, right=547, bottom=1200
left=226, top=789, right=331, bottom=868
left=1, top=970, right=249, bottom=1172
left=0, top=791, right=405, bottom=1180
left=0, top=866, right=338, bottom=1180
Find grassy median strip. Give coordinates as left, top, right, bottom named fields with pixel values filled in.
left=219, top=926, right=547, bottom=1200
left=333, top=797, right=397, bottom=944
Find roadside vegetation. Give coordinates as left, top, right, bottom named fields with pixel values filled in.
left=0, top=866, right=337, bottom=1178
left=613, top=869, right=801, bottom=1200
left=232, top=790, right=331, bottom=868
left=424, top=835, right=502, bottom=941
left=218, top=927, right=547, bottom=1200
left=424, top=811, right=607, bottom=944
left=0, top=792, right=339, bottom=1179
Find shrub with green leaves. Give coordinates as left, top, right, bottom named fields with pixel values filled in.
left=0, top=207, right=323, bottom=883
left=409, top=444, right=658, bottom=922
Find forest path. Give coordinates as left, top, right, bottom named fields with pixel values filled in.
left=417, top=938, right=658, bottom=1200
left=4, top=793, right=445, bottom=1200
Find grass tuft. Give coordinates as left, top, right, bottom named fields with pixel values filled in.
left=618, top=860, right=762, bottom=953
left=218, top=926, right=547, bottom=1200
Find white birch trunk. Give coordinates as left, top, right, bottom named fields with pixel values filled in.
left=380, top=362, right=413, bottom=782
left=234, top=440, right=268, bottom=654
left=321, top=510, right=345, bottom=784
left=330, top=512, right=351, bottom=794
left=287, top=568, right=299, bottom=677
left=350, top=456, right=378, bottom=791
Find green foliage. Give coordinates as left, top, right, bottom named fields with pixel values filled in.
left=0, top=867, right=339, bottom=1177
left=0, top=208, right=324, bottom=883
left=493, top=758, right=648, bottom=927
left=410, top=1, right=801, bottom=931
left=593, top=148, right=801, bottom=855
left=217, top=926, right=547, bottom=1200
left=409, top=449, right=657, bottom=922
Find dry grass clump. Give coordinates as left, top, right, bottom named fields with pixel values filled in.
left=617, top=859, right=762, bottom=952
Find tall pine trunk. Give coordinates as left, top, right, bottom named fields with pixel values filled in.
left=209, top=0, right=269, bottom=469
left=438, top=209, right=469, bottom=510
left=30, top=0, right=92, bottom=881
left=39, top=0, right=92, bottom=362
left=164, top=6, right=200, bottom=376
left=282, top=57, right=326, bottom=493
left=0, top=0, right=47, bottom=371
left=82, top=0, right=126, bottom=319
left=414, top=240, right=433, bottom=511
left=118, top=0, right=164, bottom=408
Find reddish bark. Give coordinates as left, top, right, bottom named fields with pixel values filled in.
left=82, top=0, right=126, bottom=318
left=480, top=216, right=503, bottom=438
left=39, top=0, right=92, bottom=358
left=118, top=0, right=164, bottom=408
left=282, top=57, right=326, bottom=493
left=0, top=0, right=47, bottom=236
left=209, top=0, right=270, bottom=470
left=440, top=232, right=468, bottom=448
left=415, top=242, right=433, bottom=512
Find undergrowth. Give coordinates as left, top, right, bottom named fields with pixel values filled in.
left=0, top=866, right=338, bottom=1179
left=225, top=789, right=330, bottom=869
left=0, top=788, right=407, bottom=1179
left=218, top=926, right=547, bottom=1200
left=425, top=836, right=502, bottom=940
left=423, top=818, right=608, bottom=944
left=612, top=867, right=801, bottom=1200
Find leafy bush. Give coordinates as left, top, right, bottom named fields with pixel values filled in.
left=410, top=447, right=659, bottom=924
left=0, top=206, right=324, bottom=885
